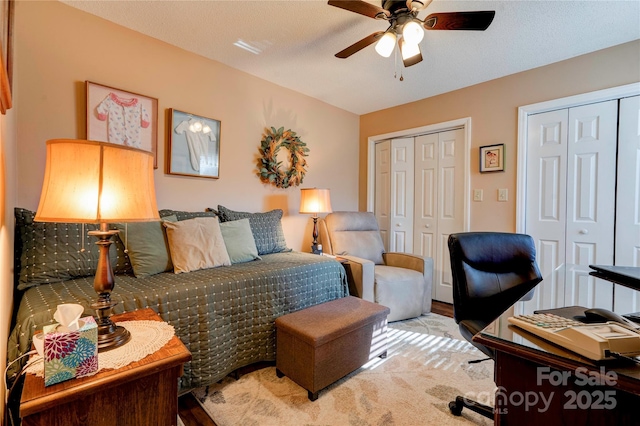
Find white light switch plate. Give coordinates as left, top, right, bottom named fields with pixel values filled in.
left=498, top=188, right=508, bottom=201
left=473, top=189, right=483, bottom=201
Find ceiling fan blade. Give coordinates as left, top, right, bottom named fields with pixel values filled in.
left=335, top=31, right=384, bottom=58
left=423, top=11, right=495, bottom=31
left=328, top=0, right=390, bottom=19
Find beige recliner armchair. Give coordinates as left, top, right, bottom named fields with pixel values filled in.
left=319, top=211, right=433, bottom=322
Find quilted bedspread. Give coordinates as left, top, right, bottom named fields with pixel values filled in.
left=8, top=252, right=348, bottom=392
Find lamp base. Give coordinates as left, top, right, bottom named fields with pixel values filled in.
left=89, top=224, right=131, bottom=352
left=92, top=297, right=131, bottom=351
left=97, top=324, right=131, bottom=351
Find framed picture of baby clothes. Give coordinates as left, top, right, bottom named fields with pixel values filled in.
left=85, top=81, right=158, bottom=168
left=167, top=108, right=221, bottom=179
left=479, top=143, right=505, bottom=173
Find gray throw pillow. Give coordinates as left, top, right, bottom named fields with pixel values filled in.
left=113, top=215, right=177, bottom=277
left=14, top=208, right=131, bottom=290
left=217, top=205, right=290, bottom=255
left=159, top=209, right=217, bottom=221
left=219, top=219, right=261, bottom=264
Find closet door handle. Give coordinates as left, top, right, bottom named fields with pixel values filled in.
left=579, top=229, right=589, bottom=235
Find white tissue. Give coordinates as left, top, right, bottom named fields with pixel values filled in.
left=33, top=333, right=44, bottom=356
left=53, top=303, right=85, bottom=332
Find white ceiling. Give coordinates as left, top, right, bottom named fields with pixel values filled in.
left=61, top=0, right=640, bottom=115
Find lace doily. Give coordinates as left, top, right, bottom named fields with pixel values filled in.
left=25, top=320, right=176, bottom=378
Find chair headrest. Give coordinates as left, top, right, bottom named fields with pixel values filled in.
left=324, top=211, right=380, bottom=232
left=323, top=211, right=385, bottom=264
left=448, top=232, right=543, bottom=325
left=449, top=232, right=536, bottom=273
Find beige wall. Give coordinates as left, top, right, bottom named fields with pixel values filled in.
left=14, top=1, right=359, bottom=253
left=360, top=40, right=640, bottom=232
left=6, top=3, right=640, bottom=411
left=0, top=107, right=16, bottom=423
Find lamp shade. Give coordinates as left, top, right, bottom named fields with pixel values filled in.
left=374, top=31, right=396, bottom=58
left=299, top=188, right=332, bottom=214
left=400, top=39, right=423, bottom=67
left=402, top=20, right=424, bottom=45
left=35, top=139, right=159, bottom=223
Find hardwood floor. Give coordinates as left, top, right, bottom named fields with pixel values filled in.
left=431, top=300, right=454, bottom=318
left=178, top=392, right=217, bottom=426
left=178, top=301, right=454, bottom=426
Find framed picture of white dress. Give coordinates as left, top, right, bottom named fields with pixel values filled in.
left=168, top=108, right=221, bottom=179
left=479, top=143, right=505, bottom=173
left=85, top=81, right=158, bottom=168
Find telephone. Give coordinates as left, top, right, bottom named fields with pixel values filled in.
left=584, top=308, right=640, bottom=330
left=508, top=313, right=640, bottom=361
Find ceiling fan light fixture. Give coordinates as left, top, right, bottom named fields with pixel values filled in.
left=402, top=20, right=424, bottom=45
left=406, top=0, right=432, bottom=11
left=400, top=38, right=423, bottom=67
left=374, top=31, right=396, bottom=58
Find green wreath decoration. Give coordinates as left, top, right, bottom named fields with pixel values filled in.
left=257, top=127, right=308, bottom=189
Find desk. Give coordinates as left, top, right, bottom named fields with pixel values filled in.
left=589, top=265, right=640, bottom=292
left=475, top=309, right=640, bottom=425
left=20, top=308, right=192, bottom=426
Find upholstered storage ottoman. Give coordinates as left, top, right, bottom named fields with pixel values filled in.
left=275, top=295, right=390, bottom=401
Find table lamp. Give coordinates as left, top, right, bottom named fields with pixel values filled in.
left=299, top=188, right=332, bottom=254
left=35, top=139, right=159, bottom=351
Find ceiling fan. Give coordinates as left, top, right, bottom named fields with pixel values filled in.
left=328, top=0, right=495, bottom=67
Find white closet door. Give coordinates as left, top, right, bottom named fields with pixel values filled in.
left=389, top=138, right=414, bottom=252
left=414, top=128, right=464, bottom=304
left=524, top=109, right=569, bottom=313
left=375, top=140, right=391, bottom=250
left=614, top=95, right=640, bottom=313
left=435, top=128, right=465, bottom=303
left=524, top=101, right=618, bottom=313
left=564, top=101, right=617, bottom=309
left=413, top=133, right=438, bottom=258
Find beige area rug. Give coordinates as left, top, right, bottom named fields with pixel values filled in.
left=192, top=313, right=495, bottom=425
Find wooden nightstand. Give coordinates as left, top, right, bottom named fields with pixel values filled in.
left=20, top=308, right=191, bottom=426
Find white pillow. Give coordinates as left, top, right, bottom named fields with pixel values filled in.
left=163, top=217, right=231, bottom=273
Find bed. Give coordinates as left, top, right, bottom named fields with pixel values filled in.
left=8, top=207, right=348, bottom=393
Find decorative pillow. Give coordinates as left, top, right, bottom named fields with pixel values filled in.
left=219, top=219, right=261, bottom=264
left=159, top=209, right=217, bottom=221
left=217, top=205, right=290, bottom=255
left=113, top=215, right=177, bottom=278
left=14, top=208, right=132, bottom=290
left=111, top=235, right=133, bottom=274
left=163, top=217, right=231, bottom=274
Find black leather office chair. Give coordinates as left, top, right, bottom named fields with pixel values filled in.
left=447, top=232, right=543, bottom=418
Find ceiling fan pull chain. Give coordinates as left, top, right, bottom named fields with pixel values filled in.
left=394, top=43, right=398, bottom=79
left=395, top=45, right=404, bottom=81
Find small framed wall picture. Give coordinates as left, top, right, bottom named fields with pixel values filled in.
left=479, top=144, right=505, bottom=173
left=85, top=81, right=159, bottom=168
left=168, top=108, right=221, bottom=179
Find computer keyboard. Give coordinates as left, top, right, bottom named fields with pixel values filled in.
left=508, top=313, right=640, bottom=361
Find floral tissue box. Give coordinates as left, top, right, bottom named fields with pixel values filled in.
left=42, top=316, right=98, bottom=386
